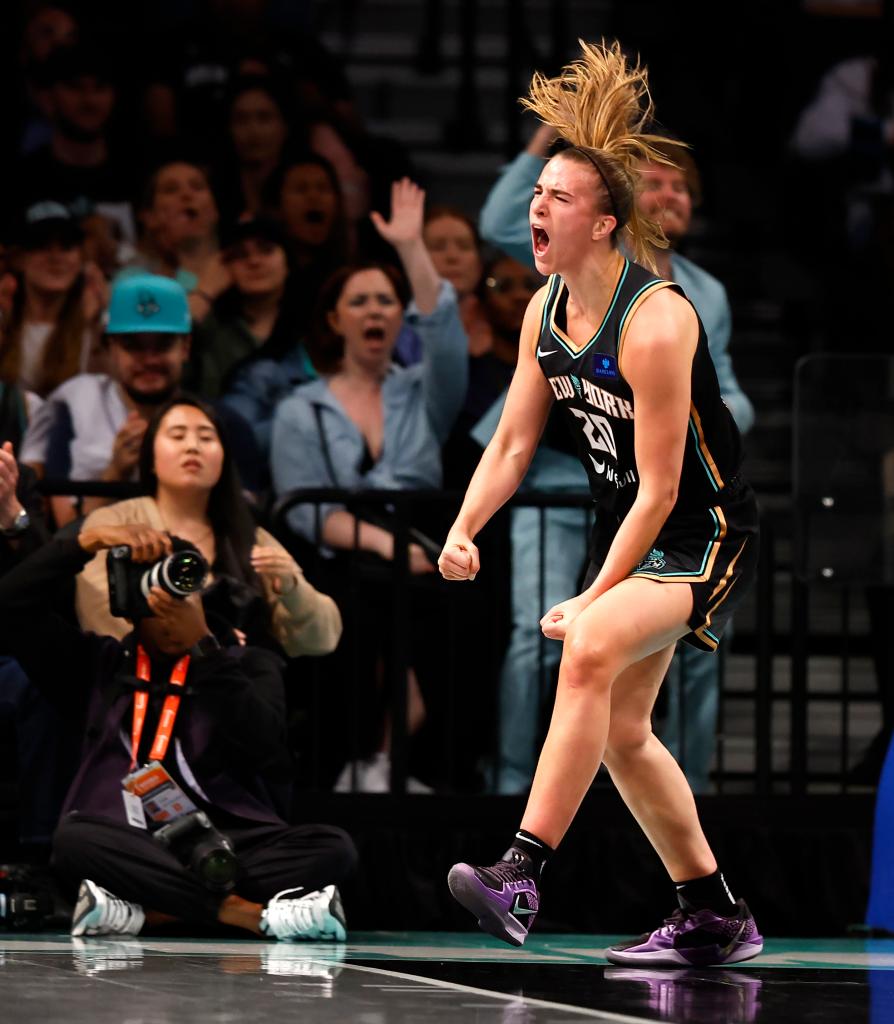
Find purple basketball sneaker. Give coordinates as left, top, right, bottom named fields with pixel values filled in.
left=447, top=849, right=540, bottom=947
left=605, top=899, right=763, bottom=967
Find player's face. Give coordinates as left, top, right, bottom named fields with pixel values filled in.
left=224, top=237, right=288, bottom=297
left=328, top=268, right=403, bottom=370
left=530, top=155, right=606, bottom=274
left=636, top=162, right=692, bottom=243
left=423, top=215, right=482, bottom=298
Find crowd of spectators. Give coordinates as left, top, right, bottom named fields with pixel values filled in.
left=0, top=4, right=763, bottom=939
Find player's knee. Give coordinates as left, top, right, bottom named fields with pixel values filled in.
left=561, top=628, right=616, bottom=691
left=604, top=716, right=653, bottom=762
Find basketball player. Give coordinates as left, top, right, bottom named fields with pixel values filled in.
left=438, top=42, right=762, bottom=967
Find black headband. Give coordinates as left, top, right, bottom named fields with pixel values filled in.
left=569, top=147, right=621, bottom=225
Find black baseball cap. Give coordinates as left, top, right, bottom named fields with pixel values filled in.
left=221, top=216, right=289, bottom=253
left=19, top=201, right=84, bottom=250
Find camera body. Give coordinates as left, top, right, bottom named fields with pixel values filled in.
left=153, top=811, right=238, bottom=892
left=107, top=540, right=208, bottom=619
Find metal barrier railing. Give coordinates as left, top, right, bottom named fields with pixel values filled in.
left=28, top=480, right=886, bottom=797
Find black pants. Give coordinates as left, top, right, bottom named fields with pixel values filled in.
left=52, top=814, right=358, bottom=924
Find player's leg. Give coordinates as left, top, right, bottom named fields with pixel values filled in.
left=520, top=576, right=693, bottom=847
left=599, top=616, right=762, bottom=966
left=448, top=577, right=691, bottom=946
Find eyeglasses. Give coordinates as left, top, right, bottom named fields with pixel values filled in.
left=485, top=274, right=542, bottom=294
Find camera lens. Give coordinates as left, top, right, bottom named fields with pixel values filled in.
left=164, top=551, right=207, bottom=594
left=141, top=550, right=209, bottom=600
left=197, top=848, right=238, bottom=890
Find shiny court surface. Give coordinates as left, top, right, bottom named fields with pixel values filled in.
left=2, top=932, right=893, bottom=1023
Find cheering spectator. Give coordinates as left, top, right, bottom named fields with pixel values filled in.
left=124, top=161, right=232, bottom=326
left=423, top=205, right=492, bottom=356
left=191, top=217, right=300, bottom=400
left=20, top=273, right=261, bottom=526
left=0, top=202, right=105, bottom=398
left=271, top=178, right=468, bottom=791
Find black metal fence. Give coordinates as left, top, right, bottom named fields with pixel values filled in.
left=35, top=459, right=888, bottom=798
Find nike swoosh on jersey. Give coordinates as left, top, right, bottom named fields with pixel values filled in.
left=589, top=454, right=605, bottom=474
left=537, top=346, right=558, bottom=357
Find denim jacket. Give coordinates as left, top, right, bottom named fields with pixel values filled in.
left=271, top=281, right=468, bottom=542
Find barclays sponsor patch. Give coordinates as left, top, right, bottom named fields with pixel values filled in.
left=593, top=353, right=618, bottom=379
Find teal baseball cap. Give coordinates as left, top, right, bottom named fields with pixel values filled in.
left=106, top=273, right=191, bottom=335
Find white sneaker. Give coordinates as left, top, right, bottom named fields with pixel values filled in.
left=71, top=879, right=145, bottom=937
left=333, top=753, right=389, bottom=793
left=334, top=753, right=433, bottom=793
left=261, top=885, right=347, bottom=942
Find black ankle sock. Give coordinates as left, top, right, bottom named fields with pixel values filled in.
left=674, top=870, right=738, bottom=916
left=505, top=829, right=553, bottom=876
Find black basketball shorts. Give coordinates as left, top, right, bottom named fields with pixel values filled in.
left=583, top=479, right=760, bottom=652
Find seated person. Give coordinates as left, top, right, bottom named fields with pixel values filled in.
left=0, top=522, right=356, bottom=940
left=0, top=202, right=106, bottom=398
left=19, top=272, right=263, bottom=526
left=76, top=395, right=342, bottom=659
left=271, top=178, right=468, bottom=791
left=190, top=217, right=303, bottom=401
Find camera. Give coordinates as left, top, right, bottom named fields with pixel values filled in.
left=107, top=539, right=208, bottom=619
left=153, top=811, right=238, bottom=893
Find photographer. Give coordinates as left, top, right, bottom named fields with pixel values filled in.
left=0, top=522, right=356, bottom=940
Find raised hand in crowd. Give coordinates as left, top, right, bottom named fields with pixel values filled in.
left=102, top=410, right=148, bottom=483
left=190, top=251, right=234, bottom=323
left=0, top=441, right=24, bottom=532
left=370, top=177, right=440, bottom=314
left=81, top=260, right=110, bottom=325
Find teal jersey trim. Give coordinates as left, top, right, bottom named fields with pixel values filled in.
left=548, top=260, right=630, bottom=359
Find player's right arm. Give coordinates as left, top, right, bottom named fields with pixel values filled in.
left=438, top=285, right=554, bottom=581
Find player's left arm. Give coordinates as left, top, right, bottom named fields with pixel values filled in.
left=582, top=289, right=698, bottom=603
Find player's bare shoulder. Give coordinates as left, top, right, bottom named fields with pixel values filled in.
left=620, top=284, right=698, bottom=366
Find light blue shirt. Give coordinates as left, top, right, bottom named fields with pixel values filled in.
left=271, top=281, right=468, bottom=542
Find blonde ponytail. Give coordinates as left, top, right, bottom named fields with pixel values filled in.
left=522, top=40, right=683, bottom=270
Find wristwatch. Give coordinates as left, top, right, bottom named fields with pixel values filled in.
left=189, top=633, right=221, bottom=659
left=1, top=507, right=30, bottom=538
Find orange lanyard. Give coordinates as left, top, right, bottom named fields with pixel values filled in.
left=130, top=645, right=191, bottom=770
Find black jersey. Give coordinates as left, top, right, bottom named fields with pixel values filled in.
left=535, top=260, right=742, bottom=530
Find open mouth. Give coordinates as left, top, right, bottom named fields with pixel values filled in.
left=363, top=326, right=386, bottom=342
left=304, top=209, right=326, bottom=224
left=532, top=225, right=550, bottom=258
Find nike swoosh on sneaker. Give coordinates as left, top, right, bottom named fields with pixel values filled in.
left=512, top=895, right=537, bottom=916
left=537, top=346, right=558, bottom=357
